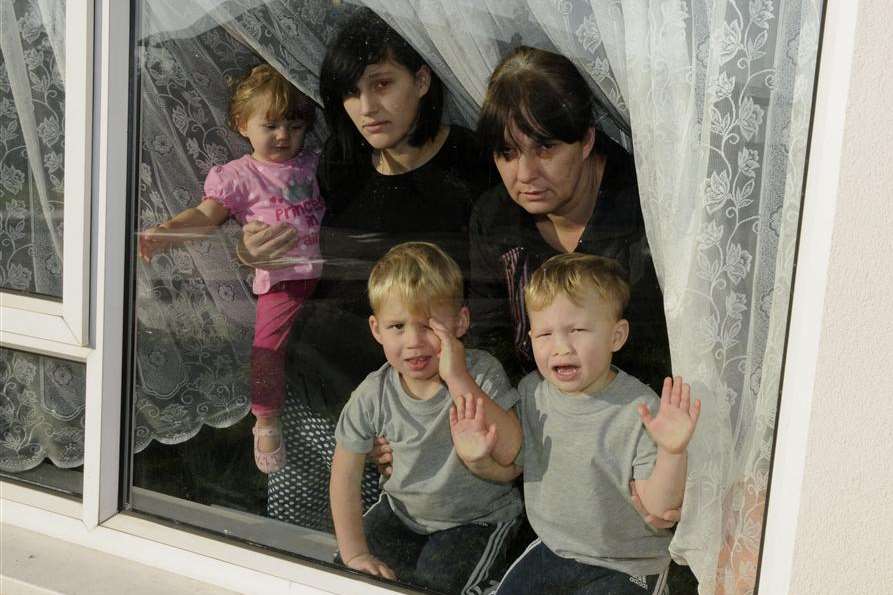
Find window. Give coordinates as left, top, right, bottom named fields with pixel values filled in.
left=98, top=1, right=827, bottom=594
left=0, top=0, right=92, bottom=498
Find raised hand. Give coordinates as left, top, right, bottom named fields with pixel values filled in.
left=429, top=317, right=468, bottom=385
left=449, top=393, right=497, bottom=463
left=638, top=376, right=701, bottom=455
left=345, top=552, right=396, bottom=580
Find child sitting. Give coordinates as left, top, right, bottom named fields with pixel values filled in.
left=450, top=253, right=701, bottom=594
left=139, top=64, right=324, bottom=474
left=330, top=242, right=522, bottom=594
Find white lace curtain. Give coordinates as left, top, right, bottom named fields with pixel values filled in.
left=0, top=1, right=87, bottom=471
left=2, top=0, right=821, bottom=592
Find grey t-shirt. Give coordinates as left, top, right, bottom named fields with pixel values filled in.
left=336, top=349, right=522, bottom=533
left=515, top=368, right=672, bottom=576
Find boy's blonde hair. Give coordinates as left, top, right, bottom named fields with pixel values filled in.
left=228, top=64, right=316, bottom=132
left=525, top=253, right=630, bottom=320
left=368, top=242, right=464, bottom=316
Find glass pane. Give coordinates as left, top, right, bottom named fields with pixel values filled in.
left=0, top=347, right=84, bottom=497
left=126, top=1, right=823, bottom=594
left=0, top=1, right=66, bottom=299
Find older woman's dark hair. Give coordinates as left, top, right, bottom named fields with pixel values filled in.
left=319, top=8, right=444, bottom=163
left=479, top=46, right=603, bottom=155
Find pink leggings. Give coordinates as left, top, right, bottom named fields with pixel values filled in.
left=250, top=278, right=318, bottom=417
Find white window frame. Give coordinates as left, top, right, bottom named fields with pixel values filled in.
left=0, top=0, right=93, bottom=352
left=0, top=0, right=858, bottom=593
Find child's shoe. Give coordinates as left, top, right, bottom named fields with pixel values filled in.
left=252, top=419, right=286, bottom=474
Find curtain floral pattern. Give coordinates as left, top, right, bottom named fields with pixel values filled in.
left=0, top=347, right=85, bottom=472
left=1, top=1, right=821, bottom=592
left=0, top=0, right=65, bottom=298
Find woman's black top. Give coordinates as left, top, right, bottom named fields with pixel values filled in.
left=467, top=139, right=671, bottom=391
left=288, top=126, right=494, bottom=420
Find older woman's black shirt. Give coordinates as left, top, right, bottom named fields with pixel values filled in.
left=468, top=140, right=671, bottom=391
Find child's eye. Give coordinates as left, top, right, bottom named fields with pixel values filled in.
left=571, top=328, right=587, bottom=334
left=344, top=88, right=360, bottom=99
left=535, top=332, right=551, bottom=339
left=374, top=80, right=391, bottom=90
left=290, top=122, right=306, bottom=130
left=497, top=148, right=517, bottom=161
left=388, top=323, right=404, bottom=330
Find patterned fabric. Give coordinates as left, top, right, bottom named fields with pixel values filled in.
left=267, top=386, right=380, bottom=534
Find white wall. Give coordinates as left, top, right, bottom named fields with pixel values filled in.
left=788, top=0, right=893, bottom=592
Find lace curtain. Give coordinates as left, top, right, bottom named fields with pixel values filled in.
left=0, top=1, right=85, bottom=470
left=3, top=0, right=821, bottom=591
left=0, top=0, right=65, bottom=297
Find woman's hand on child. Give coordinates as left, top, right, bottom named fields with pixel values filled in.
left=429, top=317, right=468, bottom=386
left=240, top=220, right=298, bottom=268
left=449, top=393, right=497, bottom=463
left=638, top=376, right=701, bottom=455
left=629, top=481, right=680, bottom=529
left=345, top=552, right=396, bottom=580
left=367, top=436, right=393, bottom=477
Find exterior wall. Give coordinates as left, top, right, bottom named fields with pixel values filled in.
left=788, top=0, right=893, bottom=592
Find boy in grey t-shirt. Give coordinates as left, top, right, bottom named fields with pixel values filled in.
left=330, top=242, right=523, bottom=595
left=450, top=254, right=701, bottom=595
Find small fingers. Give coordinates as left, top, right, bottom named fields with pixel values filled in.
left=454, top=395, right=466, bottom=420
left=671, top=376, right=683, bottom=407
left=637, top=403, right=653, bottom=425
left=690, top=399, right=702, bottom=425
left=464, top=393, right=477, bottom=420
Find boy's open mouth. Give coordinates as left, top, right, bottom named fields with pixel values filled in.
left=405, top=356, right=432, bottom=371
left=552, top=365, right=580, bottom=380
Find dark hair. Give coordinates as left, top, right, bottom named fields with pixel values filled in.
left=319, top=8, right=444, bottom=163
left=228, top=64, right=316, bottom=133
left=478, top=46, right=600, bottom=155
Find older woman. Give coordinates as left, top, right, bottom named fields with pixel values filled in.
left=468, top=46, right=670, bottom=393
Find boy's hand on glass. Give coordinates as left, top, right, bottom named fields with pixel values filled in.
left=345, top=552, right=396, bottom=580
left=449, top=394, right=497, bottom=463
left=367, top=436, right=393, bottom=477
left=638, top=376, right=701, bottom=455
left=429, top=317, right=468, bottom=385
left=240, top=220, right=298, bottom=268
left=629, top=481, right=680, bottom=529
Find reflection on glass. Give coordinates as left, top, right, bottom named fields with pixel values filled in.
left=0, top=347, right=84, bottom=497
left=0, top=1, right=65, bottom=299
left=127, top=1, right=821, bottom=594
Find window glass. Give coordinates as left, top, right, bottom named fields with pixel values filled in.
left=0, top=347, right=84, bottom=497
left=126, top=1, right=823, bottom=594
left=0, top=1, right=65, bottom=299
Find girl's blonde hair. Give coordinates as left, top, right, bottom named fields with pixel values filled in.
left=368, top=242, right=464, bottom=316
left=525, top=253, right=630, bottom=320
left=228, top=64, right=316, bottom=132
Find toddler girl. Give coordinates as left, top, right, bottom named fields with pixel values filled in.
left=140, top=64, right=324, bottom=474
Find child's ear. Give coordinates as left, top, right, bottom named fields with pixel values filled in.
left=369, top=315, right=384, bottom=346
left=611, top=318, right=630, bottom=353
left=454, top=306, right=470, bottom=339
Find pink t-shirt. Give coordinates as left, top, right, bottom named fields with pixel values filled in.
left=204, top=151, right=325, bottom=295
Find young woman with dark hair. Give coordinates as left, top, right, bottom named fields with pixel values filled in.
left=469, top=46, right=671, bottom=394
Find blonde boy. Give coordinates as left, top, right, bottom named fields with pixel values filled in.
left=450, top=253, right=700, bottom=595
left=330, top=242, right=522, bottom=594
